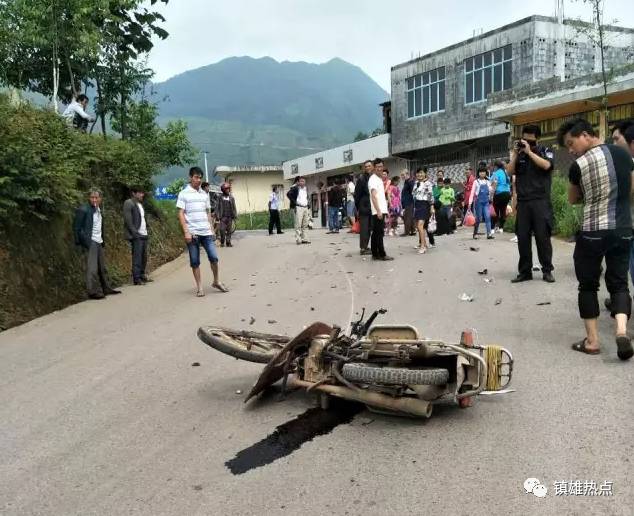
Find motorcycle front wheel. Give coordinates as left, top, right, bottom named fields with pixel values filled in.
left=197, top=326, right=289, bottom=363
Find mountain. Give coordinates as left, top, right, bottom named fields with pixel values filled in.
left=153, top=56, right=388, bottom=183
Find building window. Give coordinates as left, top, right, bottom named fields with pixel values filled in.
left=291, top=164, right=298, bottom=175
left=406, top=67, right=445, bottom=118
left=343, top=149, right=353, bottom=163
left=315, top=157, right=324, bottom=169
left=465, top=44, right=512, bottom=104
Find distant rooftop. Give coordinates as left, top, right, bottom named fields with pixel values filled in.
left=215, top=165, right=282, bottom=174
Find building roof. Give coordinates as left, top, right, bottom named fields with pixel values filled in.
left=391, top=15, right=634, bottom=72
left=486, top=65, right=634, bottom=124
left=281, top=133, right=390, bottom=180
left=214, top=165, right=283, bottom=175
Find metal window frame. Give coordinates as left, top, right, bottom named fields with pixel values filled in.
left=464, top=45, right=512, bottom=105
left=406, top=66, right=446, bottom=119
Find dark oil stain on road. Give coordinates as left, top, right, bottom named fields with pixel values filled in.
left=226, top=400, right=363, bottom=475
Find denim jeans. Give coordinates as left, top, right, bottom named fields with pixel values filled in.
left=186, top=234, right=219, bottom=268
left=328, top=206, right=340, bottom=231
left=473, top=202, right=491, bottom=235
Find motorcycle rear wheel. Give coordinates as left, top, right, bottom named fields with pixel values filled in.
left=341, top=363, right=449, bottom=386
left=198, top=326, right=289, bottom=363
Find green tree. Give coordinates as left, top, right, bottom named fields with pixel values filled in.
left=0, top=0, right=169, bottom=133
left=165, top=178, right=186, bottom=196
left=353, top=131, right=369, bottom=142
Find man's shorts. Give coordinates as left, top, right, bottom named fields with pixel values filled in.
left=346, top=200, right=355, bottom=218
left=187, top=234, right=219, bottom=268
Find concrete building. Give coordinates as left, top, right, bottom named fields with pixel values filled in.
left=282, top=133, right=408, bottom=227
left=216, top=165, right=289, bottom=214
left=487, top=65, right=634, bottom=169
left=390, top=15, right=634, bottom=180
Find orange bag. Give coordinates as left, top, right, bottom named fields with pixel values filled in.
left=351, top=220, right=361, bottom=233
left=464, top=210, right=476, bottom=227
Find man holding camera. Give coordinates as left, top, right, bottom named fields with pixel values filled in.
left=507, top=124, right=556, bottom=283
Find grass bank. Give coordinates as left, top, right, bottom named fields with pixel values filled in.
left=235, top=209, right=296, bottom=231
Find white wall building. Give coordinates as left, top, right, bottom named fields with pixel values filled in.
left=282, top=134, right=408, bottom=227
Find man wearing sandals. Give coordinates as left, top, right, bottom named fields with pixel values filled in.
left=559, top=118, right=633, bottom=360
left=177, top=167, right=229, bottom=296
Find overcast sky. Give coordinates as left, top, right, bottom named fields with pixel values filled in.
left=148, top=0, right=634, bottom=91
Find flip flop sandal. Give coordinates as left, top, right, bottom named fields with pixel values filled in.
left=615, top=334, right=634, bottom=361
left=212, top=283, right=229, bottom=293
left=571, top=338, right=600, bottom=355
left=196, top=290, right=205, bottom=297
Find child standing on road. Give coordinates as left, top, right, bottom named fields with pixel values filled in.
left=471, top=166, right=494, bottom=240
left=387, top=176, right=401, bottom=236
left=439, top=178, right=455, bottom=230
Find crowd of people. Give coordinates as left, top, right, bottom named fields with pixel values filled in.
left=283, top=157, right=517, bottom=259
left=70, top=108, right=634, bottom=361
left=73, top=167, right=233, bottom=299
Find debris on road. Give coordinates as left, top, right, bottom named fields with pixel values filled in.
left=191, top=362, right=201, bottom=367
left=469, top=246, right=480, bottom=252
left=484, top=278, right=493, bottom=284
left=536, top=301, right=551, bottom=306
left=479, top=388, right=516, bottom=396
left=249, top=317, right=256, bottom=325
left=459, top=293, right=474, bottom=302
left=310, top=307, right=315, bottom=311
left=494, top=298, right=502, bottom=305
left=532, top=266, right=541, bottom=272
left=267, top=319, right=277, bottom=324
left=478, top=269, right=488, bottom=275
left=236, top=389, right=243, bottom=395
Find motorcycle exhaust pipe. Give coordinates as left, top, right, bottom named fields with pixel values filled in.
left=289, top=377, right=433, bottom=418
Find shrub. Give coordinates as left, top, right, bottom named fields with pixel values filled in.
left=502, top=175, right=581, bottom=238
left=236, top=210, right=295, bottom=230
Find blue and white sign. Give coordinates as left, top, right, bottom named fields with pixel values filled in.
left=154, top=186, right=177, bottom=200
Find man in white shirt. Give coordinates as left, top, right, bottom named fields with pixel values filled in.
left=123, top=187, right=152, bottom=285
left=268, top=186, right=284, bottom=235
left=62, top=94, right=95, bottom=132
left=73, top=189, right=121, bottom=299
left=368, top=158, right=393, bottom=261
left=177, top=167, right=228, bottom=296
left=289, top=177, right=311, bottom=244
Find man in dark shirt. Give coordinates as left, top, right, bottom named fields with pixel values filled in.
left=354, top=161, right=373, bottom=254
left=325, top=180, right=344, bottom=233
left=507, top=124, right=556, bottom=283
left=400, top=170, right=415, bottom=236
left=559, top=118, right=634, bottom=361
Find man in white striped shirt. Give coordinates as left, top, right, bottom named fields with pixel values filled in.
left=177, top=167, right=229, bottom=296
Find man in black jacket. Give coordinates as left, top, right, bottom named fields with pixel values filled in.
left=73, top=189, right=121, bottom=299
left=123, top=187, right=151, bottom=285
left=354, top=160, right=373, bottom=255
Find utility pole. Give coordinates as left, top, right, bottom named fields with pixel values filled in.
left=203, top=151, right=209, bottom=183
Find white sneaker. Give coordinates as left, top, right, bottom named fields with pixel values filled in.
left=499, top=228, right=504, bottom=233
left=429, top=244, right=436, bottom=248
left=510, top=235, right=518, bottom=243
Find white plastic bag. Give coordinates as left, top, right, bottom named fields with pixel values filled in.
left=427, top=214, right=437, bottom=234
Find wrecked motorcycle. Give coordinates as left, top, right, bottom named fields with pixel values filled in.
left=197, top=309, right=513, bottom=418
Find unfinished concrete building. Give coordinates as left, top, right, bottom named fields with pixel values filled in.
left=390, top=15, right=634, bottom=179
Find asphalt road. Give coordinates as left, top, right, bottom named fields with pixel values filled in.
left=1, top=227, right=632, bottom=516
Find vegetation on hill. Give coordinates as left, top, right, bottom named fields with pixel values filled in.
left=152, top=57, right=389, bottom=183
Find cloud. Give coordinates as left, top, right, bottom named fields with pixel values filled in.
left=147, top=0, right=634, bottom=91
